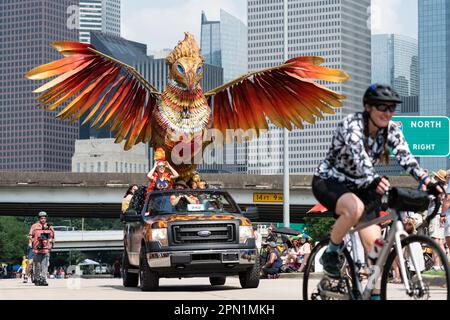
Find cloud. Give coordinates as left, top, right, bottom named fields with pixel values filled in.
left=122, top=0, right=246, bottom=53
left=370, top=0, right=417, bottom=38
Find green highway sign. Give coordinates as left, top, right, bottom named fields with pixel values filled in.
left=391, top=116, right=450, bottom=157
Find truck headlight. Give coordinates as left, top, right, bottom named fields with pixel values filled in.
left=239, top=226, right=254, bottom=244
left=151, top=228, right=168, bottom=246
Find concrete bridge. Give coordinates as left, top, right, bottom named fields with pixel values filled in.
left=52, top=230, right=123, bottom=252
left=0, top=172, right=418, bottom=222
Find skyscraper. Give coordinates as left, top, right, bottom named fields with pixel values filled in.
left=0, top=0, right=79, bottom=172
left=201, top=9, right=248, bottom=82
left=419, top=0, right=450, bottom=171
left=372, top=34, right=419, bottom=96
left=79, top=0, right=121, bottom=43
left=247, top=0, right=371, bottom=175
left=200, top=9, right=248, bottom=173
left=372, top=34, right=419, bottom=176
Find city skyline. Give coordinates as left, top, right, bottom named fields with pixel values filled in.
left=122, top=0, right=418, bottom=52
left=246, top=0, right=371, bottom=175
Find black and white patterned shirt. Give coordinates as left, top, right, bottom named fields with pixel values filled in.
left=315, top=112, right=425, bottom=189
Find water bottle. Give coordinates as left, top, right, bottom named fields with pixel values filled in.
left=368, top=238, right=385, bottom=262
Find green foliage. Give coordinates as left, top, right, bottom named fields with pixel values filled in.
left=51, top=251, right=84, bottom=266
left=82, top=218, right=123, bottom=231
left=302, top=217, right=335, bottom=243
left=0, top=217, right=29, bottom=263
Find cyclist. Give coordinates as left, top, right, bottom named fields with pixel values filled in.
left=311, top=84, right=444, bottom=299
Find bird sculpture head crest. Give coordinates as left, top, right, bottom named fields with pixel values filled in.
left=166, top=32, right=205, bottom=91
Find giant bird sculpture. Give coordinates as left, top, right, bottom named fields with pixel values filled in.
left=26, top=32, right=349, bottom=179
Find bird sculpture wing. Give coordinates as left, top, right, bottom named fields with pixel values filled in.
left=25, top=41, right=159, bottom=150
left=204, top=57, right=350, bottom=141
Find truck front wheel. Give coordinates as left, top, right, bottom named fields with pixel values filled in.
left=239, top=259, right=260, bottom=289
left=139, top=246, right=159, bottom=291
left=122, top=250, right=138, bottom=287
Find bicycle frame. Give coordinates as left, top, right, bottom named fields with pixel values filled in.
left=344, top=208, right=425, bottom=300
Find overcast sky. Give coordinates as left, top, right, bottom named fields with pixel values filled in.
left=122, top=0, right=418, bottom=53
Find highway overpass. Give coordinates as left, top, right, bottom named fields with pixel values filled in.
left=0, top=172, right=418, bottom=222
left=52, top=230, right=123, bottom=252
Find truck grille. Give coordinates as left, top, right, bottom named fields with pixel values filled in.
left=171, top=222, right=237, bottom=245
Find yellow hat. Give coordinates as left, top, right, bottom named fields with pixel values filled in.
left=432, top=169, right=447, bottom=182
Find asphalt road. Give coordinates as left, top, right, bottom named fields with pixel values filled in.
left=0, top=276, right=446, bottom=300
left=0, top=277, right=302, bottom=300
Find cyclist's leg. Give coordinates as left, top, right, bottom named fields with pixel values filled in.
left=359, top=224, right=382, bottom=295
left=321, top=194, right=365, bottom=277
left=331, top=193, right=365, bottom=244
left=359, top=224, right=382, bottom=255
left=312, top=176, right=365, bottom=277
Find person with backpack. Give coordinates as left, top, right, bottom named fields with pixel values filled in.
left=28, top=211, right=55, bottom=286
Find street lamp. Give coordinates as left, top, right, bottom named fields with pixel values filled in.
left=61, top=219, right=72, bottom=264
left=283, top=0, right=290, bottom=228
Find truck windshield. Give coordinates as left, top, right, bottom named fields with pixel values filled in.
left=144, top=191, right=240, bottom=216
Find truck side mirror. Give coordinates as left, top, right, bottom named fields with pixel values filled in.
left=243, top=207, right=259, bottom=221
left=123, top=209, right=142, bottom=223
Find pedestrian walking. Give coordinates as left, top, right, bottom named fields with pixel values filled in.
left=19, top=256, right=28, bottom=283
left=113, top=260, right=121, bottom=278
left=28, top=211, right=55, bottom=286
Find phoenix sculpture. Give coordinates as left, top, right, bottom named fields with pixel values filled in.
left=26, top=32, right=349, bottom=179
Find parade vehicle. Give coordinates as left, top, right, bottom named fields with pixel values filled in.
left=121, top=189, right=260, bottom=291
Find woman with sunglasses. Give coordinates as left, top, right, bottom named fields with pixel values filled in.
left=146, top=160, right=179, bottom=192
left=311, top=84, right=444, bottom=300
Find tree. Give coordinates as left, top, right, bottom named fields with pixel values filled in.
left=0, top=217, right=28, bottom=264
left=302, top=217, right=335, bottom=243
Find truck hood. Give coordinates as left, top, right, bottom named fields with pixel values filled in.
left=148, top=212, right=251, bottom=228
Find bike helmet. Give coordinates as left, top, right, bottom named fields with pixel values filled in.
left=38, top=211, right=47, bottom=217
left=363, top=84, right=402, bottom=104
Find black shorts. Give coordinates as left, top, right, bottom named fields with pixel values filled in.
left=312, top=175, right=381, bottom=223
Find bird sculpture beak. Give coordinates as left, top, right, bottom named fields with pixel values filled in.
left=185, top=71, right=197, bottom=92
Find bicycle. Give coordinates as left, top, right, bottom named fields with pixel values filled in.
left=303, top=187, right=450, bottom=300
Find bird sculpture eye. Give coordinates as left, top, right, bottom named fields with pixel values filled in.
left=196, top=66, right=202, bottom=74
left=177, top=64, right=184, bottom=74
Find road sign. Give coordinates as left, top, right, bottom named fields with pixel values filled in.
left=253, top=193, right=284, bottom=203
left=391, top=116, right=450, bottom=157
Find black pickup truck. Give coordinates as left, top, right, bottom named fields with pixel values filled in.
left=121, top=189, right=260, bottom=291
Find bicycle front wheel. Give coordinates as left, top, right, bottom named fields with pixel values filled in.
left=303, top=238, right=359, bottom=300
left=381, top=235, right=450, bottom=300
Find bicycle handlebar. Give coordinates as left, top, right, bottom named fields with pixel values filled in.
left=361, top=187, right=441, bottom=224
left=384, top=187, right=442, bottom=224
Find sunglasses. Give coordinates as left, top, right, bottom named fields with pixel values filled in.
left=373, top=104, right=397, bottom=113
